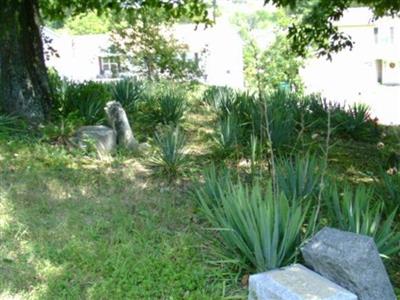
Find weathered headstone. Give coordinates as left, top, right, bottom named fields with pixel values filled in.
left=105, top=101, right=139, bottom=151
left=70, top=125, right=116, bottom=154
left=248, top=264, right=357, bottom=300
left=301, top=227, right=396, bottom=300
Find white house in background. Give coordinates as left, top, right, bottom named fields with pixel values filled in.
left=301, top=7, right=400, bottom=124
left=43, top=22, right=244, bottom=89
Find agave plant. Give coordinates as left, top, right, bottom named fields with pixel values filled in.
left=152, top=126, right=188, bottom=178
left=197, top=178, right=314, bottom=272
left=324, top=185, right=400, bottom=257
left=111, top=79, right=143, bottom=113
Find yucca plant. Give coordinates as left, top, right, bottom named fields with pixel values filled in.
left=196, top=165, right=233, bottom=207
left=265, top=92, right=297, bottom=150
left=0, top=114, right=28, bottom=138
left=341, top=103, right=380, bottom=141
left=111, top=78, right=143, bottom=113
left=158, top=91, right=186, bottom=125
left=202, top=85, right=235, bottom=110
left=152, top=126, right=188, bottom=178
left=214, top=114, right=240, bottom=157
left=276, top=154, right=321, bottom=203
left=196, top=178, right=314, bottom=272
left=324, top=185, right=400, bottom=257
left=377, top=171, right=400, bottom=210
left=63, top=81, right=111, bottom=124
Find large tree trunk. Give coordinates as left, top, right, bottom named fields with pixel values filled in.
left=0, top=0, right=52, bottom=124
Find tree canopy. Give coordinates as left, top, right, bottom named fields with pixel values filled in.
left=264, top=0, right=400, bottom=58
left=231, top=9, right=304, bottom=92
left=39, top=0, right=210, bottom=23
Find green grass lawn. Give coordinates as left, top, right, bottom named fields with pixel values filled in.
left=0, top=139, right=243, bottom=299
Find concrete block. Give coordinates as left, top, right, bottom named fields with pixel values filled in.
left=248, top=264, right=357, bottom=300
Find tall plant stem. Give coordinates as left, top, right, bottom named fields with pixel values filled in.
left=250, top=40, right=278, bottom=196
left=312, top=110, right=331, bottom=233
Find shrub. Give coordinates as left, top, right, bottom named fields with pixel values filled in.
left=151, top=126, right=188, bottom=178
left=196, top=176, right=314, bottom=272
left=324, top=185, right=400, bottom=257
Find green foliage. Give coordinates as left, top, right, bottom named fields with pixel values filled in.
left=210, top=90, right=299, bottom=156
left=0, top=138, right=228, bottom=299
left=202, top=86, right=236, bottom=110
left=158, top=91, right=186, bottom=125
left=151, top=126, right=188, bottom=178
left=40, top=0, right=210, bottom=25
left=196, top=175, right=314, bottom=272
left=214, top=115, right=240, bottom=158
left=110, top=7, right=204, bottom=82
left=324, top=185, right=400, bottom=257
left=49, top=71, right=112, bottom=124
left=63, top=82, right=111, bottom=124
left=231, top=9, right=304, bottom=92
left=265, top=92, right=298, bottom=150
left=276, top=154, right=321, bottom=202
left=264, top=0, right=400, bottom=58
left=111, top=78, right=144, bottom=113
left=0, top=115, right=29, bottom=138
left=60, top=11, right=111, bottom=34
left=376, top=172, right=400, bottom=210
left=300, top=95, right=381, bottom=142
left=134, top=84, right=188, bottom=134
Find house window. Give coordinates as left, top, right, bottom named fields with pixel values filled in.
left=99, top=56, right=120, bottom=77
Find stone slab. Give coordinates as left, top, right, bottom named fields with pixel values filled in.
left=71, top=125, right=116, bottom=154
left=248, top=264, right=357, bottom=300
left=301, top=227, right=396, bottom=300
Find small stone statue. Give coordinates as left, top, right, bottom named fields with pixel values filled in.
left=71, top=100, right=147, bottom=154
left=105, top=101, right=139, bottom=151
